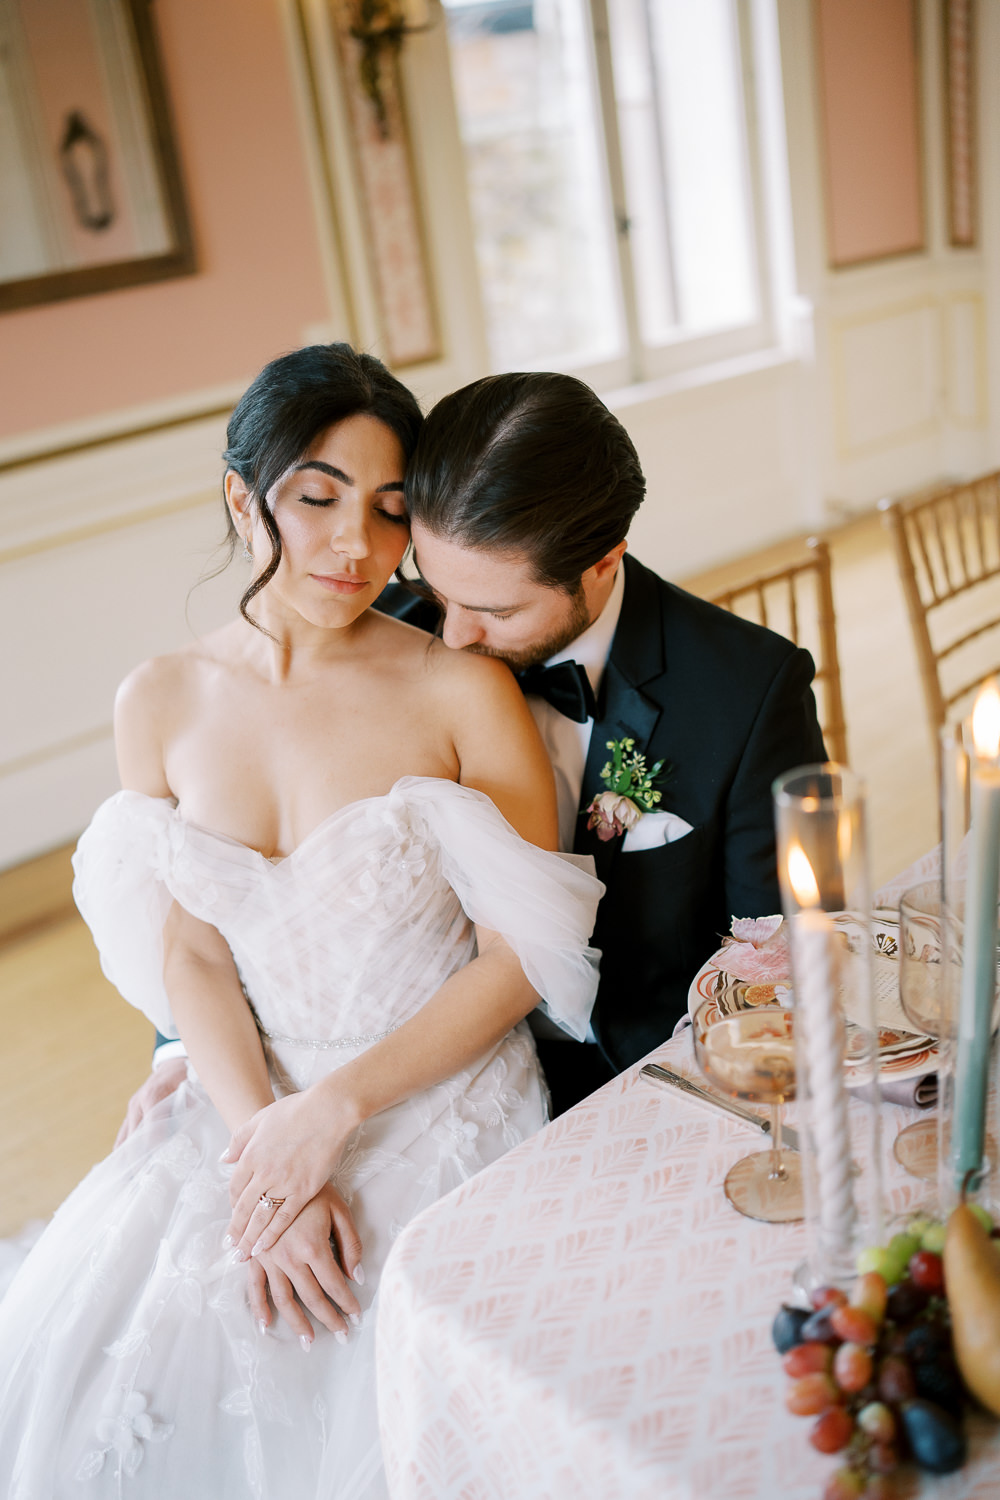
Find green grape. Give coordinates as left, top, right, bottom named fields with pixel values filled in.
left=888, top=1231, right=921, bottom=1263
left=855, top=1245, right=897, bottom=1280
left=968, top=1203, right=993, bottom=1232
left=920, top=1222, right=947, bottom=1254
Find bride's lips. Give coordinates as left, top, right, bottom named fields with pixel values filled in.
left=311, top=573, right=370, bottom=595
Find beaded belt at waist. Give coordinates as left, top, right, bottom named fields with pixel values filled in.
left=259, top=1022, right=402, bottom=1051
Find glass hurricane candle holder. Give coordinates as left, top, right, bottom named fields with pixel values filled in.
left=938, top=710, right=1000, bottom=1219
left=773, top=763, right=883, bottom=1290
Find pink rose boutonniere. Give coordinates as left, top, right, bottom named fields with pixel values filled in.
left=585, top=737, right=669, bottom=843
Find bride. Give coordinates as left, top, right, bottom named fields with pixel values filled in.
left=0, top=344, right=601, bottom=1499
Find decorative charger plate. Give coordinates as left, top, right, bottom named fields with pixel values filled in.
left=687, top=913, right=938, bottom=1084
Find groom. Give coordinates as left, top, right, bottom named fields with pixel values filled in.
left=379, top=371, right=826, bottom=1113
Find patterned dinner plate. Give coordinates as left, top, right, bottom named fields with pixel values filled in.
left=687, top=913, right=939, bottom=1084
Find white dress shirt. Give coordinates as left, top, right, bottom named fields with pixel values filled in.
left=523, top=564, right=625, bottom=854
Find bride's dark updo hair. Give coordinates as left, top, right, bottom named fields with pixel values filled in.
left=222, top=343, right=423, bottom=626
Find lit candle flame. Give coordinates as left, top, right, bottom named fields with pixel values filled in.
left=787, top=841, right=821, bottom=908
left=972, top=679, right=1000, bottom=761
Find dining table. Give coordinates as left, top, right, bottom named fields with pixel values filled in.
left=375, top=1027, right=1000, bottom=1499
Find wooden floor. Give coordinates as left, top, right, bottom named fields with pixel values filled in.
left=0, top=506, right=939, bottom=1237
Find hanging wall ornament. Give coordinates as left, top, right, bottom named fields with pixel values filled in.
left=59, top=111, right=115, bottom=232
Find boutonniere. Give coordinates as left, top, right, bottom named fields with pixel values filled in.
left=585, top=737, right=669, bottom=843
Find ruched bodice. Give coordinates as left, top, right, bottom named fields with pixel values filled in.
left=0, top=777, right=603, bottom=1499
left=73, top=777, right=601, bottom=1061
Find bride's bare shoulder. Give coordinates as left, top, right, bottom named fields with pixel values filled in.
left=113, top=621, right=244, bottom=744
left=116, top=624, right=240, bottom=716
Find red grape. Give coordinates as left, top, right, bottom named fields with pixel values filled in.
left=783, top=1341, right=833, bottom=1378
left=878, top=1355, right=916, bottom=1404
left=869, top=1442, right=901, bottom=1475
left=850, top=1271, right=888, bottom=1322
left=908, top=1250, right=944, bottom=1295
left=833, top=1341, right=873, bottom=1393
left=809, top=1406, right=855, bottom=1453
left=810, top=1285, right=848, bottom=1310
left=830, top=1304, right=878, bottom=1345
left=786, top=1372, right=840, bottom=1416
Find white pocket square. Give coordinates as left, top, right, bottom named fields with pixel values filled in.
left=622, top=811, right=694, bottom=852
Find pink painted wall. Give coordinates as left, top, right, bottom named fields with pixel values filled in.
left=816, top=0, right=925, bottom=267
left=0, top=0, right=331, bottom=439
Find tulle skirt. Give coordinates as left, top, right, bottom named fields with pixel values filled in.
left=0, top=1028, right=546, bottom=1499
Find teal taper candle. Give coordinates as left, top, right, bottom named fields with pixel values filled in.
left=953, top=683, right=1000, bottom=1192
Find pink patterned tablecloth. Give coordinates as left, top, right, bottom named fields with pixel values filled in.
left=376, top=1032, right=1000, bottom=1500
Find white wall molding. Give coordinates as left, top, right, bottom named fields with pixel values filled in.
left=0, top=411, right=228, bottom=560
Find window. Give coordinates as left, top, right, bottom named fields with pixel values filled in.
left=442, top=0, right=781, bottom=383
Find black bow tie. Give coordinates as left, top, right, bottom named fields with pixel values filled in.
left=517, top=661, right=597, bottom=723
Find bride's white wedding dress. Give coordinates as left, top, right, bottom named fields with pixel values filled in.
left=0, top=776, right=601, bottom=1499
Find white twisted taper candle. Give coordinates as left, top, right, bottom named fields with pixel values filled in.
left=792, top=908, right=857, bottom=1278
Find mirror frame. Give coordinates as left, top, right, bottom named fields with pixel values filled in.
left=0, top=0, right=195, bottom=313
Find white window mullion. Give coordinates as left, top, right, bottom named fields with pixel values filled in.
left=588, top=0, right=645, bottom=384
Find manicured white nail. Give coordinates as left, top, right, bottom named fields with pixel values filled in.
left=218, top=1148, right=231, bottom=1163
left=335, top=1330, right=348, bottom=1346
left=299, top=1335, right=312, bottom=1353
left=229, top=1247, right=248, bottom=1265
left=349, top=1313, right=361, bottom=1327
left=222, top=1234, right=234, bottom=1250
left=250, top=1238, right=264, bottom=1258
left=353, top=1263, right=365, bottom=1286
left=257, top=1319, right=268, bottom=1337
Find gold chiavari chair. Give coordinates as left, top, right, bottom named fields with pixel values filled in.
left=703, top=536, right=849, bottom=764
left=879, top=472, right=1000, bottom=758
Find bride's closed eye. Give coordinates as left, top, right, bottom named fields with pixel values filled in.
left=297, top=495, right=409, bottom=524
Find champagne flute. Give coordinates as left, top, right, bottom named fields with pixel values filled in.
left=692, top=999, right=803, bottom=1222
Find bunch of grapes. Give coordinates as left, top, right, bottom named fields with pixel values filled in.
left=773, top=1216, right=975, bottom=1498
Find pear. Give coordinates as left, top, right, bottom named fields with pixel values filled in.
left=944, top=1201, right=1000, bottom=1415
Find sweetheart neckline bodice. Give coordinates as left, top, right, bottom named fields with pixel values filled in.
left=130, top=774, right=459, bottom=866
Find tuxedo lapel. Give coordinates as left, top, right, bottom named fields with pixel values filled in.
left=573, top=557, right=666, bottom=880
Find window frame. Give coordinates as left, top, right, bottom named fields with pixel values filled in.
left=449, top=0, right=789, bottom=389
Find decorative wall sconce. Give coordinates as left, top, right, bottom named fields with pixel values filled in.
left=347, top=0, right=434, bottom=138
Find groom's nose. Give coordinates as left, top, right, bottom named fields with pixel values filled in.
left=441, top=606, right=486, bottom=651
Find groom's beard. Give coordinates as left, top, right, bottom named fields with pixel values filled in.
left=464, top=586, right=591, bottom=674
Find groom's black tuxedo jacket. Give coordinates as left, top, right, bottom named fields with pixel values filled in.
left=375, top=553, right=825, bottom=1071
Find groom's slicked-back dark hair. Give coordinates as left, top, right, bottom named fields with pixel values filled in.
left=405, top=372, right=645, bottom=591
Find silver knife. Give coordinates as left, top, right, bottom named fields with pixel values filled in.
left=640, top=1063, right=800, bottom=1152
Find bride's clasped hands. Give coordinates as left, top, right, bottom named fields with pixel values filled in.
left=222, top=1080, right=361, bottom=1262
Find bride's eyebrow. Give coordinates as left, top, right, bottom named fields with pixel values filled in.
left=295, top=460, right=350, bottom=483
left=293, top=461, right=404, bottom=491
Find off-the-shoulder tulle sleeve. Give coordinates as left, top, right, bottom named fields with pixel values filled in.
left=71, top=792, right=179, bottom=1038
left=400, top=778, right=604, bottom=1042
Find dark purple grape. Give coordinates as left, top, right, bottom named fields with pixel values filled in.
left=772, top=1304, right=811, bottom=1354
left=904, top=1323, right=949, bottom=1364
left=900, top=1399, right=967, bottom=1474
left=799, top=1305, right=840, bottom=1345
left=886, top=1278, right=929, bottom=1322
left=912, top=1357, right=965, bottom=1420
left=878, top=1354, right=916, bottom=1403
left=880, top=1326, right=908, bottom=1357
